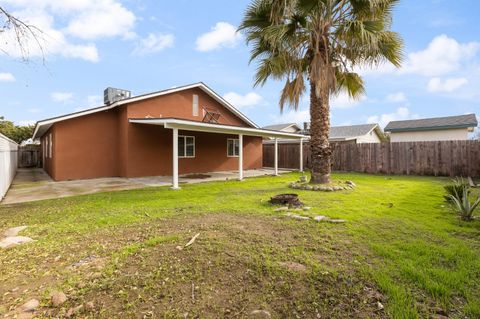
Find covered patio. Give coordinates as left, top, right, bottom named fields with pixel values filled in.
left=129, top=118, right=305, bottom=189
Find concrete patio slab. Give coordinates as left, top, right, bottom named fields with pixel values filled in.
left=1, top=168, right=290, bottom=205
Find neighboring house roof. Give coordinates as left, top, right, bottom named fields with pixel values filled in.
left=262, top=123, right=300, bottom=132
left=33, top=82, right=258, bottom=139
left=384, top=114, right=478, bottom=133
left=329, top=123, right=382, bottom=141
left=264, top=122, right=383, bottom=143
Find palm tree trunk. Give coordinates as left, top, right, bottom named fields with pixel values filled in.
left=309, top=81, right=331, bottom=184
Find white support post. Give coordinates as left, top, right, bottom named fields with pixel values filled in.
left=299, top=138, right=303, bottom=172
left=238, top=134, right=243, bottom=181
left=172, top=128, right=180, bottom=189
left=274, top=138, right=279, bottom=176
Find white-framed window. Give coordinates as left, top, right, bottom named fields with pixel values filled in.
left=192, top=94, right=199, bottom=116
left=49, top=133, right=52, bottom=158
left=227, top=138, right=240, bottom=157
left=43, top=138, right=46, bottom=160
left=178, top=135, right=195, bottom=158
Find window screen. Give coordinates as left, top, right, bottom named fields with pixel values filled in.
left=49, top=134, right=52, bottom=158
left=178, top=136, right=195, bottom=158
left=227, top=139, right=239, bottom=156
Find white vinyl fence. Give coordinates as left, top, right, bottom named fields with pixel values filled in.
left=0, top=133, right=18, bottom=200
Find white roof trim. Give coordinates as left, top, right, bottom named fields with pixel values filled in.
left=33, top=82, right=258, bottom=139
left=129, top=118, right=304, bottom=139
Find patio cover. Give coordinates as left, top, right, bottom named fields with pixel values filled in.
left=129, top=118, right=305, bottom=189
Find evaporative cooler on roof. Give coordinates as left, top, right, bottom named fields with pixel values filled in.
left=104, top=87, right=132, bottom=105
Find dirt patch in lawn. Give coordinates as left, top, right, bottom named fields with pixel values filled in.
left=32, top=213, right=386, bottom=318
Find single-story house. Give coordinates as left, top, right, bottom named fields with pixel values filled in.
left=32, top=83, right=303, bottom=187
left=384, top=114, right=478, bottom=142
left=263, top=123, right=302, bottom=134
left=263, top=122, right=384, bottom=144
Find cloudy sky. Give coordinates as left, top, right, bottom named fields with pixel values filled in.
left=0, top=0, right=479, bottom=130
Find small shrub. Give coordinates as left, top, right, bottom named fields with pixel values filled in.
left=448, top=185, right=480, bottom=221
left=444, top=177, right=468, bottom=202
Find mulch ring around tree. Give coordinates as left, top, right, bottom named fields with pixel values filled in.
left=290, top=180, right=356, bottom=192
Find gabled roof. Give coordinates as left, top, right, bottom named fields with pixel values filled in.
left=298, top=123, right=382, bottom=140
left=329, top=123, right=382, bottom=141
left=32, top=82, right=258, bottom=139
left=384, top=114, right=478, bottom=133
left=262, top=123, right=301, bottom=132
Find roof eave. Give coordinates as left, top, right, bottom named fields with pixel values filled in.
left=32, top=82, right=259, bottom=140
left=385, top=124, right=477, bottom=133
left=129, top=118, right=304, bottom=139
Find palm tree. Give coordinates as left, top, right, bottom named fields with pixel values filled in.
left=239, top=0, right=403, bottom=183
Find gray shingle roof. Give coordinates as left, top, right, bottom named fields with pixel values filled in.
left=264, top=122, right=381, bottom=140
left=262, top=123, right=300, bottom=131
left=384, top=114, right=477, bottom=132
left=329, top=123, right=379, bottom=139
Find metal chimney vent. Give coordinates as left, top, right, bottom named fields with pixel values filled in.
left=104, top=87, right=131, bottom=105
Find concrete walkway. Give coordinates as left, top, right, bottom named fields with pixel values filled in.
left=1, top=168, right=289, bottom=205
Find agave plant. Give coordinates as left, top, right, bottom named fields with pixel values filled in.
left=444, top=177, right=468, bottom=202
left=448, top=185, right=480, bottom=221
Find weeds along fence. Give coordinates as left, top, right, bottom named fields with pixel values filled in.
left=0, top=133, right=18, bottom=200
left=263, top=140, right=480, bottom=177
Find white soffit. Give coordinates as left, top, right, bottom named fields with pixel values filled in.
left=129, top=118, right=304, bottom=139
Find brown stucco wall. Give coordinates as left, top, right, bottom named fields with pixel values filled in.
left=49, top=110, right=119, bottom=181
left=42, top=87, right=263, bottom=181
left=127, top=88, right=250, bottom=127
left=126, top=125, right=262, bottom=177
left=41, top=126, right=55, bottom=178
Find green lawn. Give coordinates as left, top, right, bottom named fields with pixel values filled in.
left=1, top=172, right=479, bottom=318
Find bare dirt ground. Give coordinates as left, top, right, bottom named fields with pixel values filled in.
left=1, top=213, right=385, bottom=318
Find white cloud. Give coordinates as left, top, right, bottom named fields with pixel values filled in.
left=17, top=120, right=36, bottom=126
left=0, top=8, right=99, bottom=62
left=223, top=92, right=263, bottom=108
left=367, top=107, right=418, bottom=128
left=402, top=35, right=479, bottom=76
left=385, top=92, right=407, bottom=103
left=133, top=33, right=174, bottom=55
left=195, top=22, right=241, bottom=52
left=0, top=73, right=16, bottom=82
left=271, top=109, right=310, bottom=125
left=330, top=92, right=366, bottom=109
left=427, top=77, right=468, bottom=93
left=3, top=0, right=136, bottom=40
left=64, top=0, right=136, bottom=40
left=0, top=0, right=137, bottom=62
left=51, top=91, right=73, bottom=102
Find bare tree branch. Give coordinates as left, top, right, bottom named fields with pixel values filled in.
left=0, top=5, right=45, bottom=63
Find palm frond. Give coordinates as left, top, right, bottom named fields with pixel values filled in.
left=240, top=0, right=403, bottom=111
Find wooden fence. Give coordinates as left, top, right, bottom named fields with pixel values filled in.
left=18, top=145, right=41, bottom=168
left=263, top=140, right=480, bottom=177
